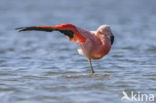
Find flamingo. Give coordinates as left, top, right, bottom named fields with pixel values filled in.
left=16, top=24, right=114, bottom=74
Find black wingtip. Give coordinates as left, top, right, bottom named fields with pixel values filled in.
left=15, top=26, right=54, bottom=32
left=15, top=27, right=26, bottom=32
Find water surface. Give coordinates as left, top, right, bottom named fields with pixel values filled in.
left=0, top=0, right=156, bottom=103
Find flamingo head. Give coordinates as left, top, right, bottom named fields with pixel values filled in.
left=97, top=25, right=114, bottom=45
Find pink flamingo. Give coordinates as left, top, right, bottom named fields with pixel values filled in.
left=16, top=24, right=114, bottom=74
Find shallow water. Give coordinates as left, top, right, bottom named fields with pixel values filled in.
left=0, top=0, right=156, bottom=103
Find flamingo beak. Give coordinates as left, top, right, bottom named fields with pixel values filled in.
left=110, top=35, right=114, bottom=45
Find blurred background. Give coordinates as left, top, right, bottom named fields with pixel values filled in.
left=0, top=0, right=156, bottom=103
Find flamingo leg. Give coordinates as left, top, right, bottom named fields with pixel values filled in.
left=88, top=59, right=95, bottom=74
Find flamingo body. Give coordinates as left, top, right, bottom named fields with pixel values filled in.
left=76, top=26, right=112, bottom=60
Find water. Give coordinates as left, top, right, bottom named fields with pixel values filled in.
left=0, top=0, right=156, bottom=103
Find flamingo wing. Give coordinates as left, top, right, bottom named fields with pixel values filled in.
left=16, top=24, right=86, bottom=43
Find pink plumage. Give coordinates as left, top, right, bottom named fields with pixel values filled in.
left=16, top=24, right=114, bottom=74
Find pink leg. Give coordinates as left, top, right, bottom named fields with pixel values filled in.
left=88, top=59, right=95, bottom=74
